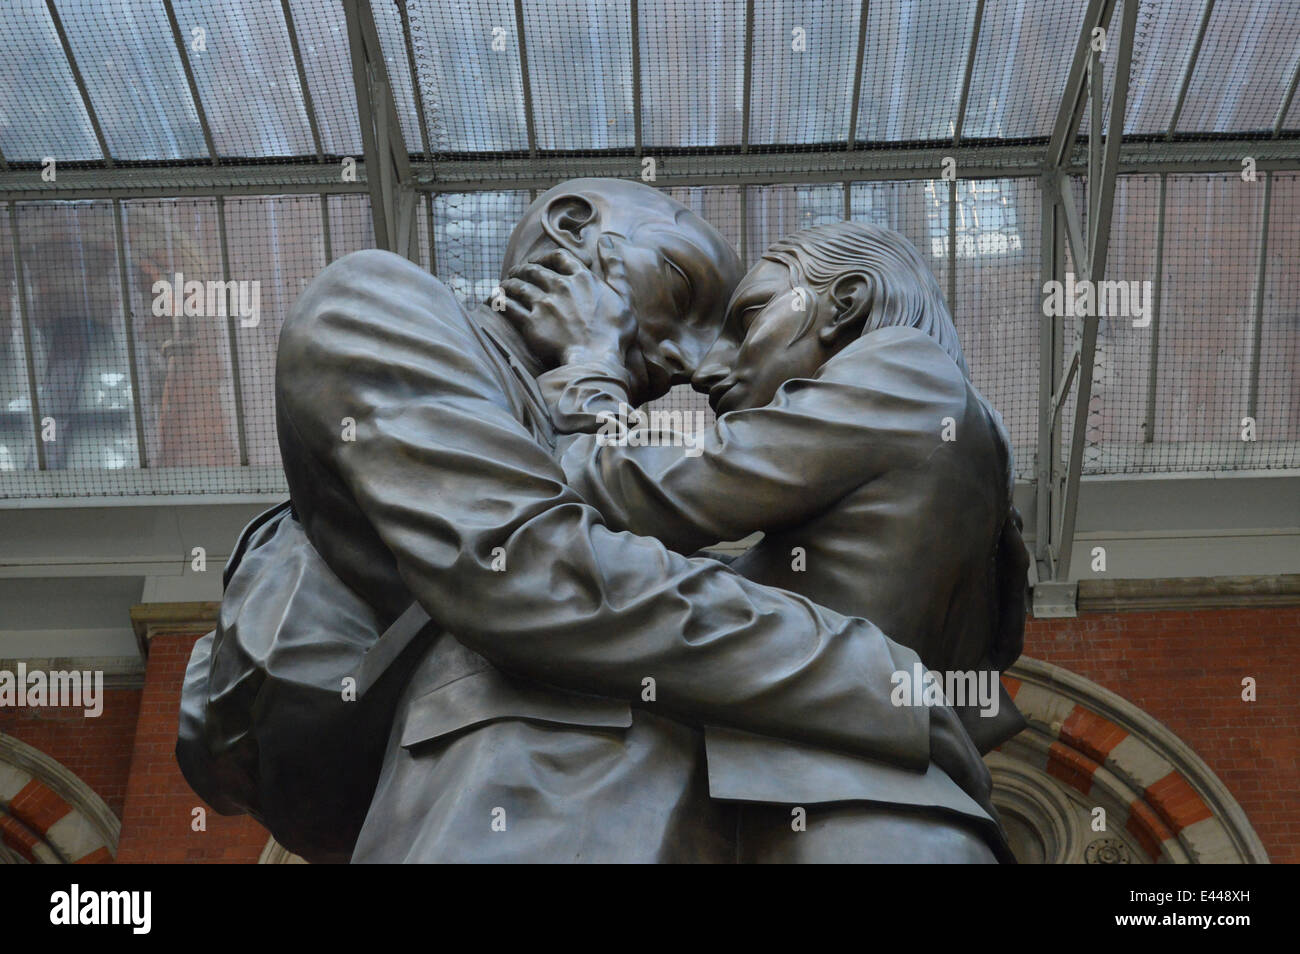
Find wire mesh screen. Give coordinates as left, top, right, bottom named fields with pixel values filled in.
left=952, top=177, right=1040, bottom=480
left=1079, top=172, right=1299, bottom=474
left=1, top=0, right=1299, bottom=501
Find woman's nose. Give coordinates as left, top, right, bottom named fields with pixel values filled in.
left=691, top=360, right=731, bottom=394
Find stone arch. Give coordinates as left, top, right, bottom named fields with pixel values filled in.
left=989, top=657, right=1269, bottom=864
left=258, top=837, right=307, bottom=864
left=0, top=732, right=119, bottom=864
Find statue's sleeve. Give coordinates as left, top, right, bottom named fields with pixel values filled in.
left=276, top=251, right=930, bottom=768
left=556, top=327, right=970, bottom=554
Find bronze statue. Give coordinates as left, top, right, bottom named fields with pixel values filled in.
left=178, top=179, right=1025, bottom=863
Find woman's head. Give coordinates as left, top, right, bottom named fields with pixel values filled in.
left=693, top=221, right=966, bottom=414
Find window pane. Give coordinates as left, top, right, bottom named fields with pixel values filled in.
left=749, top=0, right=861, bottom=145
left=326, top=193, right=375, bottom=263
left=57, top=0, right=208, bottom=160
left=222, top=195, right=326, bottom=466
left=0, top=204, right=37, bottom=472
left=120, top=198, right=239, bottom=467
left=407, top=0, right=528, bottom=152
left=1176, top=0, right=1300, bottom=134
left=1123, top=0, right=1205, bottom=135
left=433, top=191, right=531, bottom=304
left=288, top=0, right=362, bottom=155
left=15, top=200, right=139, bottom=471
left=0, top=0, right=102, bottom=161
left=951, top=177, right=1039, bottom=478
left=640, top=0, right=744, bottom=148
left=171, top=0, right=315, bottom=157
left=965, top=0, right=1087, bottom=139
left=1151, top=175, right=1263, bottom=467
left=856, top=0, right=977, bottom=143
left=745, top=184, right=844, bottom=267
left=522, top=0, right=634, bottom=150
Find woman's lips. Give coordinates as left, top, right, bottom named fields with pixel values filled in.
left=709, top=379, right=739, bottom=413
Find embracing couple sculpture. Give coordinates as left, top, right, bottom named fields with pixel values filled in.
left=177, top=178, right=1029, bottom=864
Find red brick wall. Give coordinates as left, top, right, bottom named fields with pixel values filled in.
left=0, top=687, right=140, bottom=820
left=6, top=608, right=1296, bottom=864
left=113, top=633, right=269, bottom=863
left=1024, top=606, right=1300, bottom=864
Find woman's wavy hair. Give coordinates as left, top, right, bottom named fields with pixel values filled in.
left=762, top=221, right=968, bottom=377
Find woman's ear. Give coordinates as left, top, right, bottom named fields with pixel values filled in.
left=541, top=194, right=598, bottom=264
left=817, top=273, right=873, bottom=348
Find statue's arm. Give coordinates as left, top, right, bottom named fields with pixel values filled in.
left=276, top=259, right=933, bottom=768
left=551, top=327, right=971, bottom=554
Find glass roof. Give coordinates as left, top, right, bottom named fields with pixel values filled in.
left=0, top=0, right=1296, bottom=498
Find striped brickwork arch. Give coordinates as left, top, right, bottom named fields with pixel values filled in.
left=991, top=657, right=1269, bottom=864
left=0, top=733, right=119, bottom=864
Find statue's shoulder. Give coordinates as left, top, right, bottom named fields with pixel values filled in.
left=287, top=249, right=467, bottom=338
left=825, top=326, right=967, bottom=400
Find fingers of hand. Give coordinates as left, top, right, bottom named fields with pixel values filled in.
left=533, top=248, right=583, bottom=275
left=512, top=262, right=582, bottom=294
left=500, top=276, right=544, bottom=308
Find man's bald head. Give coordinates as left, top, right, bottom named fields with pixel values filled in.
left=501, top=178, right=742, bottom=400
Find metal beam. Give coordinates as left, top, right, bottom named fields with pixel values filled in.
left=513, top=0, right=538, bottom=157
left=947, top=177, right=957, bottom=310
left=45, top=0, right=113, bottom=167
left=739, top=186, right=749, bottom=265
left=845, top=0, right=871, bottom=149
left=1046, top=0, right=1116, bottom=170
left=1142, top=173, right=1166, bottom=443
left=111, top=199, right=149, bottom=469
left=1036, top=174, right=1064, bottom=572
left=356, top=1, right=412, bottom=184
left=1088, top=48, right=1102, bottom=250
left=395, top=185, right=416, bottom=261
left=162, top=0, right=219, bottom=166
left=215, top=196, right=250, bottom=467
left=1167, top=0, right=1215, bottom=139
left=0, top=138, right=1294, bottom=204
left=320, top=193, right=333, bottom=263
left=281, top=0, right=324, bottom=161
left=1246, top=171, right=1272, bottom=420
left=1055, top=0, right=1138, bottom=582
left=7, top=203, right=46, bottom=470
left=741, top=0, right=754, bottom=153
left=374, top=70, right=398, bottom=248
left=630, top=0, right=643, bottom=159
left=1275, top=48, right=1300, bottom=137
left=396, top=0, right=433, bottom=157
left=344, top=0, right=390, bottom=248
left=0, top=162, right=368, bottom=201
left=1057, top=174, right=1089, bottom=276
left=1089, top=0, right=1138, bottom=281
left=952, top=0, right=984, bottom=145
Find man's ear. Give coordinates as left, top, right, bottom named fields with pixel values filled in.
left=817, top=273, right=873, bottom=348
left=541, top=194, right=598, bottom=262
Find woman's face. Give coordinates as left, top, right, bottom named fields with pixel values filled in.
left=690, top=258, right=830, bottom=415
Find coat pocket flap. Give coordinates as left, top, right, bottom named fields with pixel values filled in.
left=401, top=669, right=632, bottom=748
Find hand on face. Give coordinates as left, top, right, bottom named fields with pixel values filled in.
left=499, top=247, right=647, bottom=392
